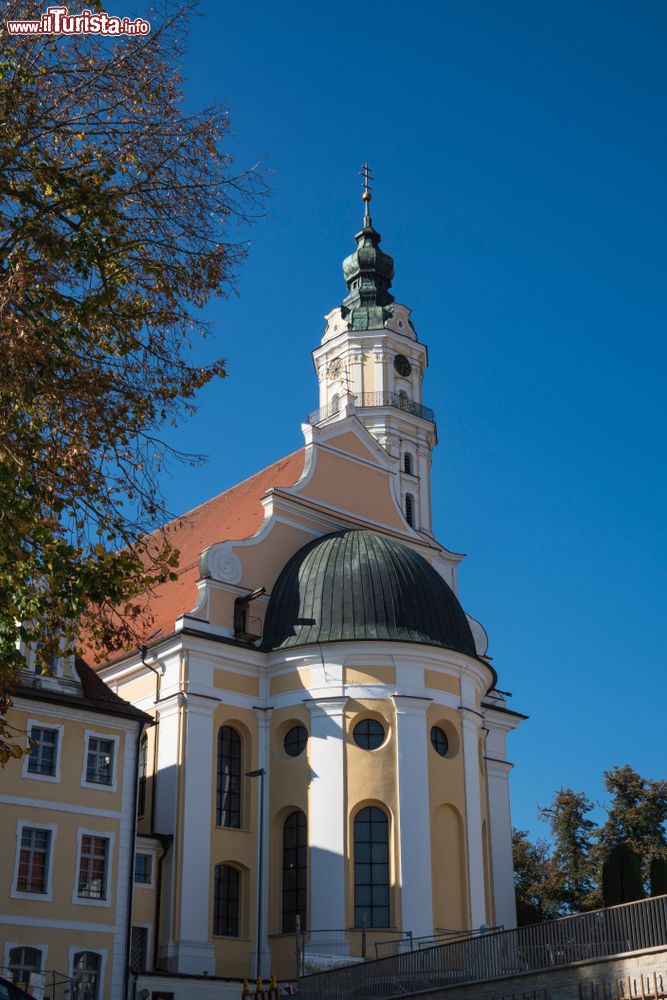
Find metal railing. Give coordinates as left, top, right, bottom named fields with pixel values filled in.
left=308, top=392, right=435, bottom=427
left=297, top=928, right=413, bottom=975
left=355, top=392, right=436, bottom=424
left=373, top=925, right=503, bottom=959
left=298, top=894, right=667, bottom=1000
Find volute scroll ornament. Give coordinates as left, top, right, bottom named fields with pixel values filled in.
left=199, top=541, right=243, bottom=585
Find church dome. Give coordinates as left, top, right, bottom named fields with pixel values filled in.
left=261, top=529, right=478, bottom=656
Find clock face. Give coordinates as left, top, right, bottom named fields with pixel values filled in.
left=394, top=354, right=412, bottom=377
left=327, top=358, right=342, bottom=380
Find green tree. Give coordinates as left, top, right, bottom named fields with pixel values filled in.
left=602, top=843, right=644, bottom=907
left=512, top=828, right=560, bottom=925
left=540, top=788, right=599, bottom=913
left=0, top=1, right=265, bottom=760
left=597, top=765, right=667, bottom=883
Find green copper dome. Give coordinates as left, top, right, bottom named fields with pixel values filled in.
left=341, top=202, right=395, bottom=331
left=261, top=529, right=478, bottom=657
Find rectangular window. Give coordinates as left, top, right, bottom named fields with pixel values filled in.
left=17, top=827, right=50, bottom=893
left=27, top=726, right=58, bottom=776
left=134, top=853, right=153, bottom=884
left=78, top=835, right=109, bottom=899
left=130, top=926, right=148, bottom=973
left=86, top=737, right=114, bottom=786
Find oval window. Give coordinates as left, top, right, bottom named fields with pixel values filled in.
left=430, top=725, right=449, bottom=757
left=353, top=718, right=386, bottom=751
left=284, top=725, right=308, bottom=758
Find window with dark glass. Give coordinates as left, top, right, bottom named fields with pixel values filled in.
left=284, top=725, right=308, bottom=758
left=130, top=926, right=149, bottom=973
left=403, top=453, right=413, bottom=475
left=72, top=952, right=101, bottom=1000
left=17, top=827, right=50, bottom=893
left=137, top=735, right=148, bottom=817
left=282, top=810, right=307, bottom=932
left=86, top=736, right=114, bottom=785
left=405, top=493, right=414, bottom=526
left=354, top=807, right=390, bottom=928
left=134, top=852, right=153, bottom=884
left=216, top=726, right=242, bottom=828
left=27, top=726, right=58, bottom=776
left=8, top=946, right=42, bottom=985
left=77, top=835, right=109, bottom=899
left=213, top=864, right=240, bottom=936
left=430, top=725, right=449, bottom=757
left=353, top=718, right=385, bottom=751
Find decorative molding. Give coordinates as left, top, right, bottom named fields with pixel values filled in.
left=199, top=541, right=243, bottom=585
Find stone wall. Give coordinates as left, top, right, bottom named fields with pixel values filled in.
left=399, top=946, right=667, bottom=1000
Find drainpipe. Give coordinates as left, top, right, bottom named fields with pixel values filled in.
left=124, top=723, right=145, bottom=1000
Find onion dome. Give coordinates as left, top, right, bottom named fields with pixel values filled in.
left=341, top=171, right=395, bottom=331
left=261, top=529, right=478, bottom=658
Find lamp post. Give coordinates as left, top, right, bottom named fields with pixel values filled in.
left=246, top=767, right=265, bottom=981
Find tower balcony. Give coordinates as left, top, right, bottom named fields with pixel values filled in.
left=308, top=391, right=436, bottom=426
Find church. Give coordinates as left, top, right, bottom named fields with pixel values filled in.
left=0, top=177, right=525, bottom=997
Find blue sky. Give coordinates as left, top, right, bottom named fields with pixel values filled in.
left=142, top=1, right=666, bottom=841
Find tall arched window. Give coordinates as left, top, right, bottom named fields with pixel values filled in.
left=282, top=810, right=307, bottom=932
left=354, top=806, right=390, bottom=928
left=8, top=946, right=42, bottom=984
left=213, top=864, right=240, bottom=937
left=405, top=493, right=415, bottom=526
left=72, top=952, right=101, bottom=1000
left=403, top=452, right=413, bottom=475
left=137, top=734, right=148, bottom=818
left=216, top=726, right=242, bottom=828
left=331, top=393, right=340, bottom=415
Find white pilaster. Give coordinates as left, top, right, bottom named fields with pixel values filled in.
left=176, top=693, right=216, bottom=974
left=459, top=705, right=487, bottom=929
left=249, top=707, right=272, bottom=979
left=392, top=696, right=433, bottom=938
left=305, top=697, right=348, bottom=932
left=485, top=746, right=517, bottom=929
left=154, top=694, right=182, bottom=967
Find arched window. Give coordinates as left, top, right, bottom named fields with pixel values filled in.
left=72, top=952, right=101, bottom=1000
left=8, top=946, right=42, bottom=984
left=213, top=864, right=240, bottom=937
left=282, top=810, right=307, bottom=932
left=331, top=393, right=340, bottom=415
left=403, top=453, right=413, bottom=475
left=137, top=734, right=148, bottom=818
left=405, top=493, right=415, bottom=526
left=217, top=726, right=242, bottom=828
left=354, top=806, right=390, bottom=928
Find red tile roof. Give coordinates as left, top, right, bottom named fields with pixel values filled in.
left=85, top=449, right=305, bottom=666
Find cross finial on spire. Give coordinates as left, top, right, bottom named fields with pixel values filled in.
left=360, top=163, right=373, bottom=227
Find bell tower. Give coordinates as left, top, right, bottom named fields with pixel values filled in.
left=310, top=167, right=438, bottom=536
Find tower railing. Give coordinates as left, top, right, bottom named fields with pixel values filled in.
left=307, top=393, right=435, bottom=426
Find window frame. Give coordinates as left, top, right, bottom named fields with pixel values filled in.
left=11, top=820, right=57, bottom=902
left=137, top=733, right=148, bottom=818
left=353, top=805, right=391, bottom=929
left=81, top=730, right=120, bottom=793
left=213, top=863, right=241, bottom=938
left=405, top=492, right=415, bottom=527
left=5, top=943, right=46, bottom=986
left=68, top=947, right=106, bottom=1000
left=133, top=851, right=155, bottom=887
left=129, top=924, right=151, bottom=974
left=72, top=828, right=115, bottom=908
left=22, top=720, right=64, bottom=783
left=283, top=724, right=308, bottom=758
left=403, top=452, right=414, bottom=476
left=352, top=717, right=386, bottom=751
left=216, top=725, right=242, bottom=829
left=282, top=809, right=307, bottom=933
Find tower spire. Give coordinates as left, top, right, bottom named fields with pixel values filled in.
left=340, top=165, right=395, bottom=330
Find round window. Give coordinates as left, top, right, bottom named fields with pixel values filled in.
left=353, top=718, right=385, bottom=751
left=393, top=354, right=411, bottom=377
left=284, top=725, right=308, bottom=757
left=430, top=725, right=449, bottom=757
